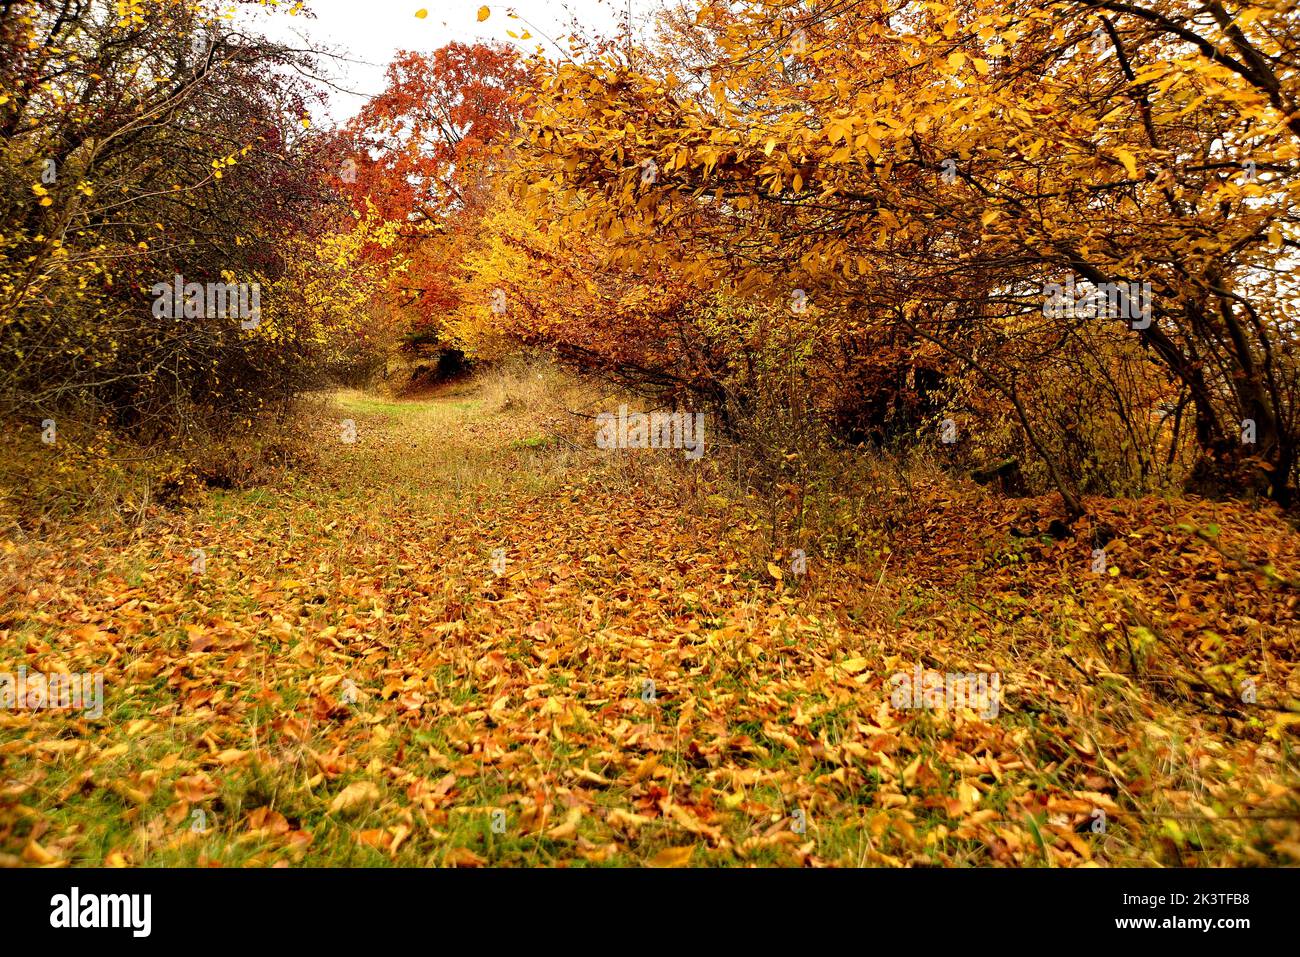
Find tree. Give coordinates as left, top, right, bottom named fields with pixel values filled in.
left=344, top=42, right=528, bottom=340
left=0, top=0, right=356, bottom=437
left=515, top=0, right=1300, bottom=510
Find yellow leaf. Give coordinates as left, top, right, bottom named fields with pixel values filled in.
left=547, top=820, right=578, bottom=840
left=22, top=841, right=59, bottom=865
left=477, top=5, right=490, bottom=21
left=766, top=561, right=784, bottom=580
left=213, top=748, right=247, bottom=765
left=840, top=657, right=869, bottom=674
left=648, top=844, right=696, bottom=867
left=1114, top=149, right=1137, bottom=179
left=547, top=806, right=582, bottom=840
left=329, top=781, right=380, bottom=815
left=1269, top=712, right=1300, bottom=739
left=607, top=808, right=654, bottom=830
left=902, top=754, right=922, bottom=787
left=415, top=8, right=428, bottom=17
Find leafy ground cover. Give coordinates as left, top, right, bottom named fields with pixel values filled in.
left=2, top=375, right=1297, bottom=866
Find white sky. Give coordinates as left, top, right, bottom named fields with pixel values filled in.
left=242, top=0, right=653, bottom=123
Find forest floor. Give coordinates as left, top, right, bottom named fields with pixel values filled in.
left=2, top=371, right=1299, bottom=867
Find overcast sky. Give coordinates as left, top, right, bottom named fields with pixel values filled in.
left=244, top=0, right=654, bottom=123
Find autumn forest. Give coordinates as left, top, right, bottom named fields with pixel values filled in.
left=1, top=0, right=1299, bottom=878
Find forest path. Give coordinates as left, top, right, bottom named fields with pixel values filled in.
left=1, top=384, right=1296, bottom=866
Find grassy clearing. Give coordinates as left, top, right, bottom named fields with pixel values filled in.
left=1, top=366, right=1297, bottom=867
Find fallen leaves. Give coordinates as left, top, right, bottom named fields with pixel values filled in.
left=0, top=389, right=1296, bottom=869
